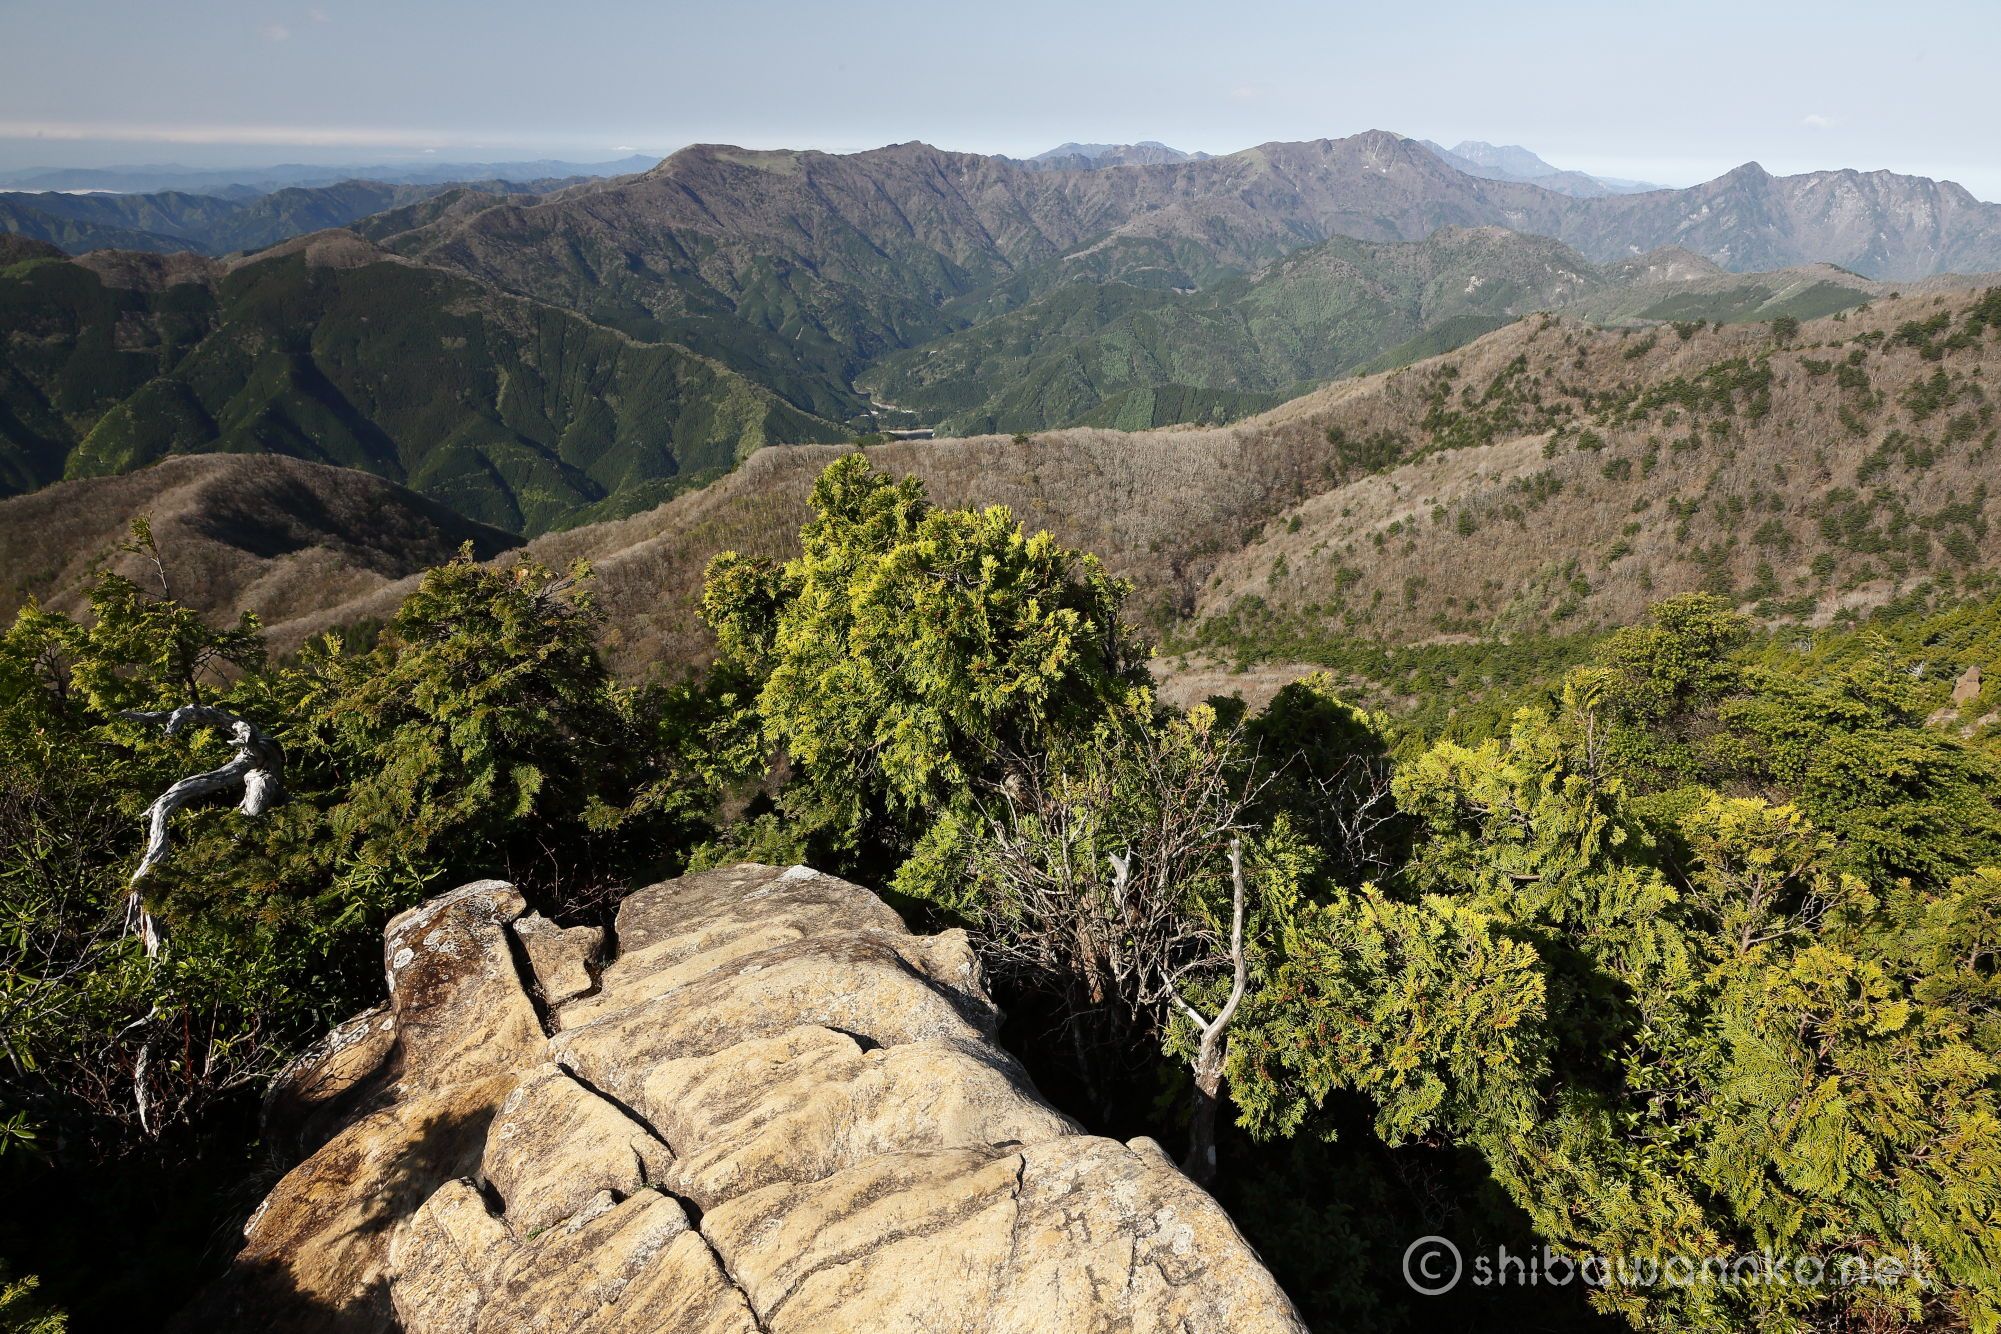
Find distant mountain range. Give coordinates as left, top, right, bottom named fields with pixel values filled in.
left=0, top=177, right=590, bottom=257
left=1417, top=139, right=1663, bottom=197
left=857, top=227, right=1912, bottom=435
left=1018, top=141, right=1213, bottom=170
left=5, top=128, right=2001, bottom=538
left=0, top=155, right=656, bottom=195
left=362, top=131, right=2001, bottom=421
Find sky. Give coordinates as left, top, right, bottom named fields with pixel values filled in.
left=2, top=0, right=1997, bottom=198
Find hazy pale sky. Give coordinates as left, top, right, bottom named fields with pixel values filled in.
left=3, top=0, right=1997, bottom=197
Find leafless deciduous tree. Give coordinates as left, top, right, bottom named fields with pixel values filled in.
left=0, top=768, right=272, bottom=1145
left=968, top=719, right=1265, bottom=1185
left=1299, top=746, right=1401, bottom=885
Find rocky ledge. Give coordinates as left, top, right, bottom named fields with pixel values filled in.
left=180, top=863, right=1306, bottom=1333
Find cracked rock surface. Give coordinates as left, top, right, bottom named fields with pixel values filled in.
left=180, top=863, right=1306, bottom=1333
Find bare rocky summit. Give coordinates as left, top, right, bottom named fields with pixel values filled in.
left=182, top=865, right=1303, bottom=1333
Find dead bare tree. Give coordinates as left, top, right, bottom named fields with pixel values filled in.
left=121, top=705, right=285, bottom=958
left=103, top=705, right=284, bottom=1136
left=1304, top=747, right=1402, bottom=883
left=967, top=717, right=1266, bottom=1183
left=1165, top=837, right=1250, bottom=1185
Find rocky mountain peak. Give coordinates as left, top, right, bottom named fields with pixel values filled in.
left=1024, top=140, right=1211, bottom=169
left=1444, top=139, right=1562, bottom=178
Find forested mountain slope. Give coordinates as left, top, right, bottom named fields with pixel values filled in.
left=1194, top=286, right=2001, bottom=648
left=19, top=287, right=1999, bottom=693
left=372, top=132, right=2001, bottom=430
left=370, top=133, right=1580, bottom=422
left=7, top=133, right=2001, bottom=530
left=0, top=231, right=844, bottom=532
left=858, top=228, right=1909, bottom=434
left=512, top=286, right=2001, bottom=678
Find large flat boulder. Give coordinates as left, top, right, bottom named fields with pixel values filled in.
left=182, top=864, right=1306, bottom=1332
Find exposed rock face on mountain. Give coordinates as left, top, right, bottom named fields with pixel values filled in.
left=182, top=865, right=1304, bottom=1333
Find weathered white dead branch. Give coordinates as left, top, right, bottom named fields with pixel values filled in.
left=122, top=705, right=285, bottom=958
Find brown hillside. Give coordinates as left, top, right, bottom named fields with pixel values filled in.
left=12, top=290, right=2000, bottom=687
left=283, top=424, right=1335, bottom=674
left=0, top=454, right=518, bottom=628
left=1199, top=287, right=2001, bottom=643
left=517, top=286, right=2001, bottom=673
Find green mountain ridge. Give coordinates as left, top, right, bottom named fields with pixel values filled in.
left=859, top=227, right=1609, bottom=432
left=10, top=286, right=2001, bottom=688
left=372, top=132, right=2001, bottom=439
left=6, top=131, right=2001, bottom=537
left=1, top=233, right=845, bottom=533
left=857, top=229, right=1915, bottom=434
